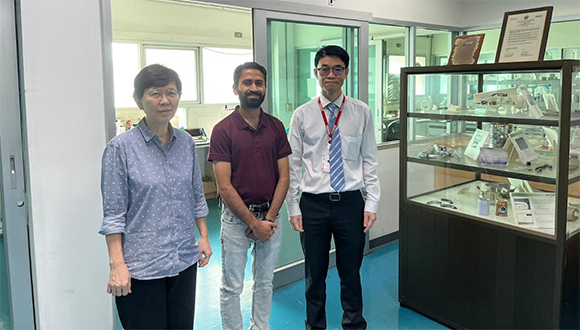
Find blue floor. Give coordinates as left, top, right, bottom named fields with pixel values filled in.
left=192, top=199, right=448, bottom=329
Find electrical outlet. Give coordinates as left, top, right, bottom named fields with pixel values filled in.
left=234, top=32, right=243, bottom=38
left=286, top=103, right=293, bottom=112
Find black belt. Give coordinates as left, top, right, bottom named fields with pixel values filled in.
left=246, top=201, right=270, bottom=213
left=302, top=190, right=360, bottom=202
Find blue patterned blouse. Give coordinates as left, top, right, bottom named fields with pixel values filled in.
left=100, top=119, right=209, bottom=280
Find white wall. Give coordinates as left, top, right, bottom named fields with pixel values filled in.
left=19, top=0, right=112, bottom=329
left=462, top=0, right=580, bottom=28
left=370, top=147, right=400, bottom=240
left=286, top=0, right=465, bottom=27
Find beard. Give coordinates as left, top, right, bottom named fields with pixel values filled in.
left=239, top=91, right=265, bottom=109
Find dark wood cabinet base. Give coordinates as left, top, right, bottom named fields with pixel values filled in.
left=399, top=203, right=579, bottom=329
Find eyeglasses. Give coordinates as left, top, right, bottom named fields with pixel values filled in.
left=146, top=88, right=181, bottom=99
left=316, top=66, right=346, bottom=76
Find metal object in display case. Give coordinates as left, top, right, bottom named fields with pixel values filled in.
left=489, top=123, right=512, bottom=147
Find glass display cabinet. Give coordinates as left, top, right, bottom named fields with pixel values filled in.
left=399, top=60, right=580, bottom=329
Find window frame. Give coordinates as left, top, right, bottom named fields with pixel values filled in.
left=142, top=43, right=202, bottom=106
left=112, top=40, right=255, bottom=108
left=200, top=46, right=254, bottom=105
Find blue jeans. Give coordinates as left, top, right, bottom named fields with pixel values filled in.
left=220, top=205, right=282, bottom=330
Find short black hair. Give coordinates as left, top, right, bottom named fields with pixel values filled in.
left=233, top=62, right=267, bottom=86
left=314, top=45, right=350, bottom=68
left=133, top=64, right=182, bottom=99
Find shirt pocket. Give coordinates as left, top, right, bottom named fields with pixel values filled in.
left=341, top=135, right=362, bottom=161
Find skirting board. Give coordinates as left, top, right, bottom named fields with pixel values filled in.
left=272, top=249, right=336, bottom=289
left=370, top=231, right=399, bottom=249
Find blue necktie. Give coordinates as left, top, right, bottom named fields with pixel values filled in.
left=327, top=103, right=346, bottom=192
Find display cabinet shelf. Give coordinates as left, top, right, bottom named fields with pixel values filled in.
left=407, top=111, right=566, bottom=126
left=407, top=180, right=580, bottom=241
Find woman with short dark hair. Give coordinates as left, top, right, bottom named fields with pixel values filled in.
left=100, top=64, right=211, bottom=329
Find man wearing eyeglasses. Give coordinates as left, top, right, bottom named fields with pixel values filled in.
left=286, top=45, right=380, bottom=330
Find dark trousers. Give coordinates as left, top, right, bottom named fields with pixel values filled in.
left=116, top=263, right=197, bottom=330
left=300, top=191, right=367, bottom=330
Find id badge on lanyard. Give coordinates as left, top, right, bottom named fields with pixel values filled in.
left=322, top=144, right=331, bottom=172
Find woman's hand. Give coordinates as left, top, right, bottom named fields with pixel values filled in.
left=107, top=262, right=132, bottom=296
left=197, top=237, right=212, bottom=267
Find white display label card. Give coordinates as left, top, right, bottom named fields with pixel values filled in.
left=510, top=192, right=555, bottom=229
left=508, top=129, right=538, bottom=162
left=520, top=86, right=543, bottom=118
left=464, top=129, right=490, bottom=161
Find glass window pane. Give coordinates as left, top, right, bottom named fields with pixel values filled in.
left=145, top=48, right=198, bottom=101
left=268, top=20, right=358, bottom=268
left=467, top=28, right=501, bottom=64
left=369, top=23, right=407, bottom=143
left=416, top=28, right=451, bottom=67
left=112, top=42, right=140, bottom=108
left=547, top=20, right=580, bottom=60
left=202, top=47, right=253, bottom=105
left=268, top=21, right=358, bottom=129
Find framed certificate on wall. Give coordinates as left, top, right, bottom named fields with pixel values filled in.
left=448, top=34, right=485, bottom=65
left=496, top=6, right=553, bottom=63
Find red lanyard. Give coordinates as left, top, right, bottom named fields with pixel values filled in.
left=318, top=96, right=346, bottom=143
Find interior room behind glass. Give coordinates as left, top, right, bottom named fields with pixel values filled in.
left=110, top=0, right=252, bottom=137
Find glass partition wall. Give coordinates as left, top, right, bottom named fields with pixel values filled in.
left=369, top=23, right=407, bottom=143
left=267, top=21, right=359, bottom=129
left=369, top=23, right=455, bottom=143
left=254, top=10, right=366, bottom=274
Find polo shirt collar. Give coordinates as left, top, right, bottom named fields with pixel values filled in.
left=232, top=105, right=267, bottom=130
left=138, top=118, right=176, bottom=143
left=319, top=93, right=345, bottom=109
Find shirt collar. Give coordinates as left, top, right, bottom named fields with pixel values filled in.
left=138, top=118, right=175, bottom=142
left=319, top=93, right=345, bottom=109
left=232, top=105, right=267, bottom=130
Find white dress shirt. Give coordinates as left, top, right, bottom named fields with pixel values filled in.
left=286, top=93, right=380, bottom=216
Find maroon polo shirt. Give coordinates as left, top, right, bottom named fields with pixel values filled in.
left=208, top=107, right=292, bottom=205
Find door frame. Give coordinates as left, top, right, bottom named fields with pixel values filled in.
left=252, top=9, right=370, bottom=288
left=252, top=9, right=369, bottom=114
left=0, top=0, right=35, bottom=328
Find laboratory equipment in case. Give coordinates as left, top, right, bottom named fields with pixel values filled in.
left=399, top=60, right=580, bottom=329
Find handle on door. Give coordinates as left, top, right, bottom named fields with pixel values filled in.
left=10, top=155, right=17, bottom=189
